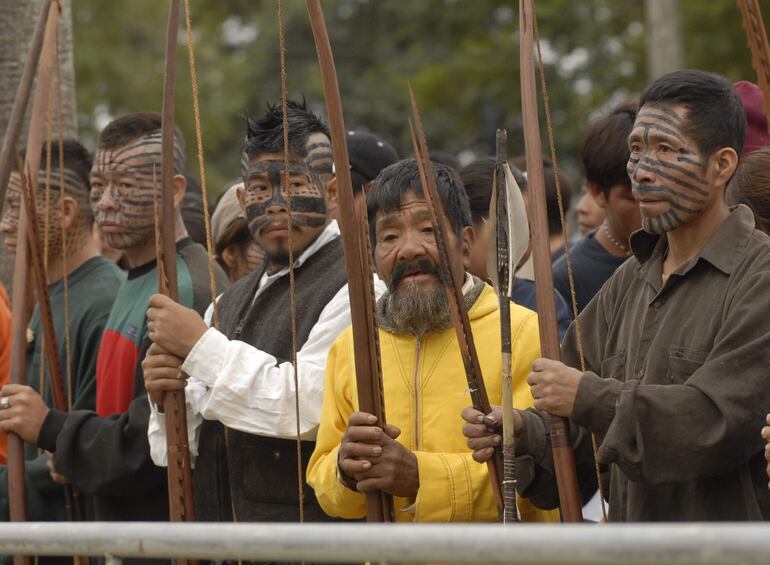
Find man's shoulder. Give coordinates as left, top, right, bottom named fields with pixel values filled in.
left=731, top=228, right=770, bottom=283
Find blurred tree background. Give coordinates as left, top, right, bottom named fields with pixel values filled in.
left=65, top=0, right=764, bottom=197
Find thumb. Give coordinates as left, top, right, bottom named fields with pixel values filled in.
left=384, top=423, right=401, bottom=440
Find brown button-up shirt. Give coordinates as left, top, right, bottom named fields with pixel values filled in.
left=517, top=205, right=770, bottom=521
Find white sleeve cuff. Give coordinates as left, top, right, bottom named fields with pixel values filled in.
left=182, top=327, right=230, bottom=387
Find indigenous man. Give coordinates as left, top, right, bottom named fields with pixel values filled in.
left=212, top=181, right=265, bottom=283
left=552, top=102, right=641, bottom=314
left=0, top=113, right=225, bottom=532
left=464, top=70, right=770, bottom=521
left=459, top=157, right=573, bottom=339
left=0, top=140, right=124, bottom=521
left=144, top=100, right=384, bottom=522
left=307, top=159, right=557, bottom=523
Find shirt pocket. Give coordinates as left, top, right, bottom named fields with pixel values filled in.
left=667, top=346, right=708, bottom=384
left=600, top=349, right=627, bottom=381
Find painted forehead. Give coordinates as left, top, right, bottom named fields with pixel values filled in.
left=631, top=104, right=691, bottom=144
left=240, top=132, right=333, bottom=179
left=8, top=168, right=86, bottom=199
left=92, top=132, right=184, bottom=176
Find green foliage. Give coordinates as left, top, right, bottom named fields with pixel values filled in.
left=72, top=0, right=763, bottom=199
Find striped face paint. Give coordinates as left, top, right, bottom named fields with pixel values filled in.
left=90, top=132, right=184, bottom=250
left=627, top=104, right=711, bottom=234
left=0, top=168, right=90, bottom=260
left=240, top=133, right=332, bottom=266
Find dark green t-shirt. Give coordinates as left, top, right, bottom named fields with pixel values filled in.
left=0, top=255, right=124, bottom=522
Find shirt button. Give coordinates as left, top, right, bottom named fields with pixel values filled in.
left=273, top=451, right=281, bottom=460
left=636, top=370, right=643, bottom=379
left=652, top=301, right=661, bottom=309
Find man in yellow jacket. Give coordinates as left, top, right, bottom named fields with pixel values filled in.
left=307, top=158, right=557, bottom=523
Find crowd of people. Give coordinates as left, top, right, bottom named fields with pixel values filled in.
left=0, top=68, right=767, bottom=561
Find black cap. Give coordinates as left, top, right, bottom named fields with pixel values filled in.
left=346, top=130, right=399, bottom=193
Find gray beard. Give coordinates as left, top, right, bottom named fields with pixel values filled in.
left=381, top=282, right=452, bottom=336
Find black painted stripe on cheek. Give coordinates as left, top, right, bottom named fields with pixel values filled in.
left=644, top=158, right=707, bottom=185
left=635, top=163, right=709, bottom=197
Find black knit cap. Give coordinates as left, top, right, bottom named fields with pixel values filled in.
left=346, top=130, right=399, bottom=193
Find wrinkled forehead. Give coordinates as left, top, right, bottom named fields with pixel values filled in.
left=375, top=193, right=432, bottom=229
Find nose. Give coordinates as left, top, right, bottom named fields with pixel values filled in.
left=94, top=183, right=119, bottom=211
left=630, top=158, right=655, bottom=185
left=396, top=228, right=428, bottom=263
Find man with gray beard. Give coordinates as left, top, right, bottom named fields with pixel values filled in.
left=307, top=159, right=557, bottom=523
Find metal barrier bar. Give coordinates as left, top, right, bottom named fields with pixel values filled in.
left=0, top=522, right=769, bottom=564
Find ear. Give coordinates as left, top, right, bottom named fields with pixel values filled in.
left=711, top=147, right=739, bottom=189
left=236, top=184, right=246, bottom=214
left=325, top=176, right=338, bottom=206
left=59, top=196, right=79, bottom=231
left=461, top=225, right=475, bottom=268
left=172, top=174, right=187, bottom=208
left=221, top=244, right=238, bottom=269
left=587, top=182, right=608, bottom=209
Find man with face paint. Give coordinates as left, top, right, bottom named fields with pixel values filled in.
left=143, top=99, right=385, bottom=523
left=463, top=70, right=770, bottom=521
left=306, top=159, right=557, bottom=523
left=0, top=114, right=227, bottom=540
left=0, top=140, right=124, bottom=525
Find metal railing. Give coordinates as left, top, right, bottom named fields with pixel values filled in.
left=0, top=522, right=769, bottom=564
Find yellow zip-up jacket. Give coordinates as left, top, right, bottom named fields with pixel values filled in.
left=307, top=283, right=559, bottom=523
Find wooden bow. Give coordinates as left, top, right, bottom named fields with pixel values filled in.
left=408, top=88, right=504, bottom=518
left=738, top=0, right=770, bottom=132
left=306, top=0, right=393, bottom=522
left=519, top=0, right=583, bottom=522
left=158, top=0, right=196, bottom=533
left=0, top=0, right=53, bottom=218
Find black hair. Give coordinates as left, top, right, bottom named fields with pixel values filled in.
left=459, top=157, right=527, bottom=225
left=366, top=158, right=472, bottom=249
left=243, top=99, right=330, bottom=161
left=511, top=155, right=573, bottom=237
left=98, top=111, right=186, bottom=173
left=639, top=69, right=746, bottom=158
left=19, top=139, right=92, bottom=193
left=581, top=101, right=637, bottom=197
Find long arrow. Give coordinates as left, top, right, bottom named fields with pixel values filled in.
left=306, top=0, right=392, bottom=522
left=519, top=0, right=583, bottom=522
left=408, top=88, right=504, bottom=517
left=158, top=0, right=197, bottom=541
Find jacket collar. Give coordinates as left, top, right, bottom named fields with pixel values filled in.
left=630, top=205, right=756, bottom=276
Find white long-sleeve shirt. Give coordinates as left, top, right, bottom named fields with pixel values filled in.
left=148, top=221, right=386, bottom=466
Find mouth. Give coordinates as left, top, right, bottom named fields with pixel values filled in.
left=261, top=223, right=291, bottom=238
left=99, top=223, right=126, bottom=234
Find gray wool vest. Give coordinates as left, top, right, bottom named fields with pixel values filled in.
left=193, top=236, right=348, bottom=522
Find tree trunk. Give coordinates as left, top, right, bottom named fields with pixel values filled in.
left=0, top=0, right=77, bottom=292
left=644, top=0, right=685, bottom=81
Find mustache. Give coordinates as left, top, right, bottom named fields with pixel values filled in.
left=391, top=258, right=441, bottom=289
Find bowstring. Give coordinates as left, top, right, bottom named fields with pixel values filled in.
left=277, top=0, right=305, bottom=525
left=532, top=5, right=607, bottom=522
left=54, top=22, right=72, bottom=412
left=182, top=1, right=243, bottom=539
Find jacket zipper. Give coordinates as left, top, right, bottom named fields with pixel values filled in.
left=412, top=335, right=422, bottom=450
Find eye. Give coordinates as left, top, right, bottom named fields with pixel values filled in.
left=629, top=142, right=642, bottom=155
left=290, top=180, right=305, bottom=189
left=421, top=226, right=434, bottom=234
left=658, top=144, right=672, bottom=154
